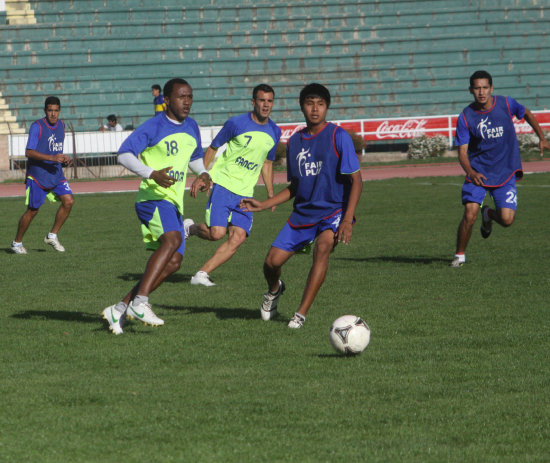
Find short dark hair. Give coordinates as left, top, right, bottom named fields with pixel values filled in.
left=469, top=70, right=493, bottom=87
left=163, top=78, right=190, bottom=98
left=107, top=114, right=117, bottom=122
left=252, top=83, right=275, bottom=100
left=299, top=83, right=331, bottom=108
left=44, top=96, right=61, bottom=109
left=151, top=84, right=161, bottom=91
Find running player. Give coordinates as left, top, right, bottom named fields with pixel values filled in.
left=11, top=96, right=74, bottom=254
left=186, top=84, right=281, bottom=286
left=102, top=78, right=211, bottom=335
left=451, top=70, right=550, bottom=267
left=240, top=83, right=363, bottom=329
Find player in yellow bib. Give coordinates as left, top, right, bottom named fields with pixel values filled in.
left=186, top=84, right=281, bottom=286
left=102, top=78, right=211, bottom=335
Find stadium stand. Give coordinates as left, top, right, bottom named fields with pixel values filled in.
left=0, top=0, right=548, bottom=134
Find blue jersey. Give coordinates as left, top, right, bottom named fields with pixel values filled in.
left=286, top=123, right=360, bottom=227
left=25, top=118, right=66, bottom=189
left=118, top=113, right=204, bottom=215
left=210, top=112, right=281, bottom=196
left=154, top=94, right=165, bottom=115
left=455, top=95, right=525, bottom=187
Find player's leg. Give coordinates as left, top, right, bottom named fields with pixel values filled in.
left=188, top=183, right=229, bottom=241
left=487, top=177, right=518, bottom=228
left=290, top=228, right=336, bottom=327
left=11, top=179, right=45, bottom=253
left=50, top=193, right=74, bottom=235
left=451, top=181, right=485, bottom=267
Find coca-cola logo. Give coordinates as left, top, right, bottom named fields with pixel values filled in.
left=280, top=124, right=306, bottom=142
left=375, top=119, right=428, bottom=139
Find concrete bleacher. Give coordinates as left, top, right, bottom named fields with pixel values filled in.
left=0, top=0, right=548, bottom=134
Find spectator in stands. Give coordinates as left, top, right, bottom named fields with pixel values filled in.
left=102, top=78, right=211, bottom=335
left=152, top=84, right=166, bottom=115
left=10, top=96, right=74, bottom=255
left=240, top=83, right=363, bottom=329
left=451, top=70, right=550, bottom=267
left=99, top=114, right=123, bottom=132
left=185, top=83, right=281, bottom=287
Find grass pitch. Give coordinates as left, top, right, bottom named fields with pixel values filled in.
left=1, top=174, right=549, bottom=462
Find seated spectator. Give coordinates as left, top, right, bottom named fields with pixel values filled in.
left=99, top=114, right=123, bottom=132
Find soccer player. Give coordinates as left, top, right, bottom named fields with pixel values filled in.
left=451, top=70, right=550, bottom=267
left=240, top=83, right=363, bottom=328
left=152, top=84, right=166, bottom=115
left=102, top=78, right=211, bottom=335
left=11, top=96, right=74, bottom=254
left=185, top=84, right=281, bottom=286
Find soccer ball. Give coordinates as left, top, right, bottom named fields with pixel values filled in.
left=329, top=315, right=370, bottom=355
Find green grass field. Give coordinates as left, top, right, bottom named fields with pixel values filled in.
left=1, top=174, right=549, bottom=462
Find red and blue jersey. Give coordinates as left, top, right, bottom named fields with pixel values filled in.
left=25, top=118, right=66, bottom=189
left=286, top=122, right=360, bottom=228
left=455, top=95, right=525, bottom=187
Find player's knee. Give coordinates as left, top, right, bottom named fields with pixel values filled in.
left=210, top=228, right=226, bottom=241
left=168, top=254, right=183, bottom=273
left=501, top=215, right=515, bottom=227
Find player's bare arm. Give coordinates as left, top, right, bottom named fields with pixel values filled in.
left=337, top=170, right=363, bottom=245
left=25, top=149, right=71, bottom=165
left=149, top=166, right=177, bottom=188
left=240, top=181, right=296, bottom=212
left=203, top=146, right=218, bottom=169
left=260, top=159, right=275, bottom=211
left=523, top=109, right=550, bottom=157
left=458, top=145, right=486, bottom=186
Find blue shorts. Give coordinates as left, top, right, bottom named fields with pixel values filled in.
left=206, top=183, right=253, bottom=235
left=462, top=177, right=518, bottom=211
left=25, top=177, right=73, bottom=209
left=135, top=200, right=186, bottom=255
left=272, top=211, right=343, bottom=252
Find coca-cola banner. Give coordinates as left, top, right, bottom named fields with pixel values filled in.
left=278, top=111, right=550, bottom=146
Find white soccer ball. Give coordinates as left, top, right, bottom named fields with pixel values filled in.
left=329, top=315, right=371, bottom=355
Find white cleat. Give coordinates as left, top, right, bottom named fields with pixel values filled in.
left=183, top=218, right=194, bottom=239
left=11, top=243, right=27, bottom=254
left=287, top=312, right=306, bottom=329
left=126, top=301, right=164, bottom=326
left=261, top=280, right=285, bottom=321
left=102, top=305, right=125, bottom=335
left=190, top=270, right=216, bottom=287
left=44, top=235, right=65, bottom=252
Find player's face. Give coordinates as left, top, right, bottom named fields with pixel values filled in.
left=165, top=84, right=193, bottom=122
left=251, top=90, right=274, bottom=123
left=469, top=78, right=493, bottom=107
left=44, top=104, right=60, bottom=125
left=301, top=96, right=328, bottom=126
left=152, top=88, right=160, bottom=97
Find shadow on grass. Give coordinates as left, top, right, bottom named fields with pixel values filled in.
left=117, top=272, right=192, bottom=283
left=3, top=248, right=47, bottom=254
left=336, top=255, right=448, bottom=264
left=11, top=310, right=98, bottom=322
left=159, top=304, right=289, bottom=323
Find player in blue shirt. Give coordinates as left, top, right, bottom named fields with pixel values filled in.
left=11, top=96, right=74, bottom=254
left=241, top=84, right=363, bottom=329
left=186, top=84, right=281, bottom=287
left=451, top=70, right=550, bottom=267
left=102, top=78, right=211, bottom=335
left=152, top=84, right=166, bottom=115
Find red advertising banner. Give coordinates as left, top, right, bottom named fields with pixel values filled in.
left=278, top=111, right=550, bottom=146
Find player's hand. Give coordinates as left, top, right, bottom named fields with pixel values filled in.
left=55, top=154, right=72, bottom=166
left=540, top=138, right=550, bottom=158
left=468, top=170, right=486, bottom=186
left=150, top=166, right=176, bottom=188
left=240, top=197, right=263, bottom=212
left=337, top=221, right=353, bottom=245
left=190, top=173, right=211, bottom=198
